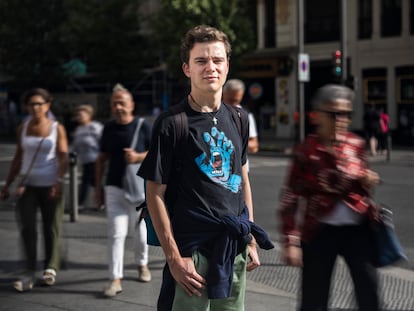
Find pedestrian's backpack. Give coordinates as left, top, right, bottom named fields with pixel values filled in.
left=142, top=100, right=249, bottom=246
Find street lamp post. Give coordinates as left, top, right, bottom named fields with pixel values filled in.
left=297, top=0, right=305, bottom=142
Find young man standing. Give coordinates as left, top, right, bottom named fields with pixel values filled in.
left=139, top=25, right=272, bottom=311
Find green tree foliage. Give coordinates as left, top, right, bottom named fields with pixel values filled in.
left=62, top=0, right=154, bottom=82
left=0, top=0, right=154, bottom=90
left=0, top=0, right=67, bottom=89
left=150, top=0, right=255, bottom=81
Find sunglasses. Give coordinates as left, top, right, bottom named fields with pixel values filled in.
left=27, top=102, right=47, bottom=107
left=320, top=110, right=352, bottom=119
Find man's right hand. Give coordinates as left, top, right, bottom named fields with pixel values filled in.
left=168, top=256, right=206, bottom=297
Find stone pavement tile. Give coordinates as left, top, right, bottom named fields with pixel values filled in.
left=245, top=280, right=296, bottom=311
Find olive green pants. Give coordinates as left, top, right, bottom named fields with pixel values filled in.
left=172, top=248, right=248, bottom=311
left=16, top=186, right=64, bottom=272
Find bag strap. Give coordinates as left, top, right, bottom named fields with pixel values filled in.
left=130, top=117, right=144, bottom=149
left=19, top=121, right=52, bottom=185
left=168, top=101, right=188, bottom=147
left=223, top=103, right=249, bottom=143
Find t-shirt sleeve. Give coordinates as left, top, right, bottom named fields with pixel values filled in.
left=138, top=114, right=174, bottom=184
left=99, top=122, right=110, bottom=153
left=140, top=120, right=152, bottom=150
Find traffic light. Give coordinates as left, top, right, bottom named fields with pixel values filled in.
left=333, top=50, right=342, bottom=77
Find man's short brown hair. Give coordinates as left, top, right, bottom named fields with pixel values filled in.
left=180, top=25, right=231, bottom=64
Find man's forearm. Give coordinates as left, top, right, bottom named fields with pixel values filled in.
left=242, top=164, right=254, bottom=221
left=146, top=181, right=181, bottom=264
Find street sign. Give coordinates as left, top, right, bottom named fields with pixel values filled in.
left=298, top=53, right=310, bottom=82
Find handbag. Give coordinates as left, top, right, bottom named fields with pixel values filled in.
left=123, top=118, right=146, bottom=205
left=371, top=205, right=408, bottom=268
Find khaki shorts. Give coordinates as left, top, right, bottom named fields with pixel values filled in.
left=172, top=248, right=248, bottom=311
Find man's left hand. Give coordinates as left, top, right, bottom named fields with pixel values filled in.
left=246, top=243, right=260, bottom=271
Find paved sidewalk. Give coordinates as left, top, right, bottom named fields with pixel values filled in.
left=1, top=204, right=414, bottom=310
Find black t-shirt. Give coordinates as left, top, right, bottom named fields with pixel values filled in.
left=138, top=99, right=248, bottom=221
left=100, top=117, right=151, bottom=188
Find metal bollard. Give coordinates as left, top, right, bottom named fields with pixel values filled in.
left=386, top=134, right=392, bottom=162
left=69, top=152, right=78, bottom=222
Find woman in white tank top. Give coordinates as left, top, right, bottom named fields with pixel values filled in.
left=0, top=88, right=68, bottom=292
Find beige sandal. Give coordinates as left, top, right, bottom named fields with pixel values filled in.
left=42, top=269, right=56, bottom=286
left=13, top=276, right=34, bottom=292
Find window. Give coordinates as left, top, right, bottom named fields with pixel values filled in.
left=304, top=0, right=340, bottom=43
left=362, top=68, right=387, bottom=105
left=364, top=78, right=387, bottom=103
left=397, top=76, right=414, bottom=103
left=358, top=0, right=372, bottom=39
left=381, top=0, right=402, bottom=37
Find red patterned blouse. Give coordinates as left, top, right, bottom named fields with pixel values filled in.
left=278, top=133, right=379, bottom=246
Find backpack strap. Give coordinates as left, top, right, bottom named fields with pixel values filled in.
left=168, top=101, right=188, bottom=147
left=223, top=103, right=249, bottom=142
left=163, top=101, right=188, bottom=214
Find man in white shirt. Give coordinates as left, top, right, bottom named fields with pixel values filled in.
left=223, top=79, right=259, bottom=153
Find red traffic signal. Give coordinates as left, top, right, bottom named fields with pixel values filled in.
left=333, top=50, right=342, bottom=77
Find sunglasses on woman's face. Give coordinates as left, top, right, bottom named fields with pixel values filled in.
left=27, top=101, right=47, bottom=107
left=321, top=110, right=352, bottom=119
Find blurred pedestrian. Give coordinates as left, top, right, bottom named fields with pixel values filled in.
left=0, top=88, right=68, bottom=292
left=363, top=104, right=381, bottom=156
left=95, top=84, right=152, bottom=298
left=61, top=103, right=77, bottom=143
left=71, top=104, right=103, bottom=211
left=378, top=107, right=390, bottom=155
left=138, top=25, right=273, bottom=311
left=278, top=84, right=382, bottom=311
left=223, top=79, right=259, bottom=154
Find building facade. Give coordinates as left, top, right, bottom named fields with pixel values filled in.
left=242, top=0, right=414, bottom=145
